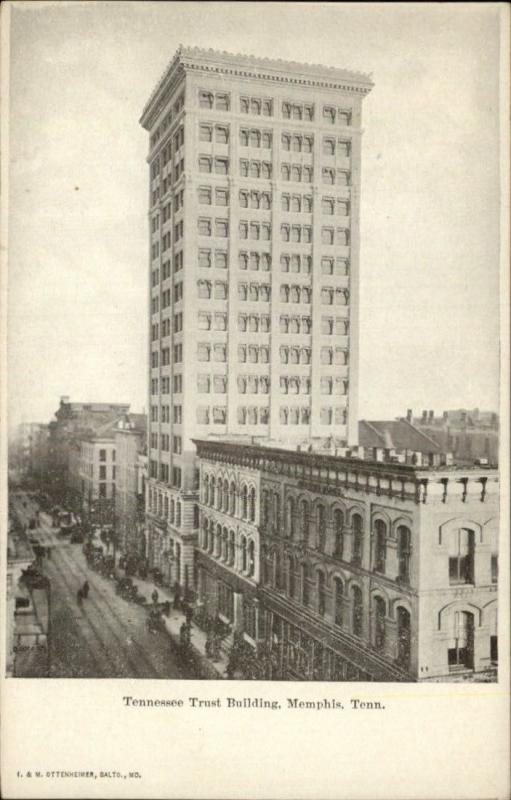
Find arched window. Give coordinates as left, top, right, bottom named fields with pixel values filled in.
left=374, top=519, right=387, bottom=573
left=397, top=607, right=412, bottom=670
left=223, top=479, right=229, bottom=512
left=301, top=500, right=310, bottom=544
left=215, top=524, right=222, bottom=558
left=228, top=530, right=235, bottom=566
left=176, top=501, right=181, bottom=527
left=273, top=492, right=281, bottom=528
left=249, top=487, right=256, bottom=522
left=301, top=563, right=310, bottom=606
left=229, top=482, right=236, bottom=515
left=448, top=610, right=475, bottom=670
left=352, top=513, right=363, bottom=565
left=351, top=585, right=363, bottom=636
left=210, top=477, right=216, bottom=508
left=208, top=521, right=215, bottom=554
left=287, top=555, right=295, bottom=598
left=203, top=474, right=209, bottom=505
left=241, top=485, right=248, bottom=519
left=449, top=528, right=475, bottom=584
left=170, top=499, right=175, bottom=523
left=202, top=518, right=208, bottom=550
left=317, top=504, right=326, bottom=551
left=334, top=578, right=343, bottom=627
left=334, top=509, right=344, bottom=559
left=373, top=596, right=386, bottom=651
left=262, top=489, right=270, bottom=526
left=248, top=540, right=255, bottom=577
left=241, top=536, right=247, bottom=572
left=286, top=496, right=295, bottom=538
left=397, top=525, right=411, bottom=583
left=317, top=570, right=326, bottom=616
left=222, top=527, right=229, bottom=561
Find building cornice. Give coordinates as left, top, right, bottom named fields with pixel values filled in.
left=140, top=45, right=374, bottom=129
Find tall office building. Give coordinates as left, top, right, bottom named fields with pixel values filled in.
left=140, top=47, right=374, bottom=589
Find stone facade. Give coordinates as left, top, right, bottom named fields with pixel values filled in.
left=194, top=438, right=499, bottom=682
left=140, top=46, right=374, bottom=591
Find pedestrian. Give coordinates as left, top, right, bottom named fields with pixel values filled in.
left=82, top=580, right=90, bottom=599
left=151, top=588, right=159, bottom=605
left=77, top=588, right=83, bottom=606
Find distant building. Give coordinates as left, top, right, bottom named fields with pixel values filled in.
left=47, top=396, right=130, bottom=506
left=6, top=519, right=43, bottom=677
left=114, top=414, right=147, bottom=557
left=14, top=423, right=49, bottom=479
left=405, top=408, right=499, bottom=465
left=78, top=420, right=119, bottom=527
left=194, top=438, right=498, bottom=682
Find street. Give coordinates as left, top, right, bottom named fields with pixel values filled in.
left=11, top=492, right=185, bottom=679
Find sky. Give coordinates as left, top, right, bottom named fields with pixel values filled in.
left=6, top=2, right=503, bottom=430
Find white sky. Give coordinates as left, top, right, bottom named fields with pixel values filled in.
left=6, top=2, right=502, bottom=429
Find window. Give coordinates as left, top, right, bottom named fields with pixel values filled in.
left=215, top=158, right=229, bottom=175
left=322, top=227, right=334, bottom=245
left=448, top=611, right=474, bottom=670
left=334, top=578, right=343, bottom=626
left=491, top=554, right=498, bottom=583
left=215, top=250, right=228, bottom=269
left=215, top=125, right=229, bottom=144
left=374, top=519, right=387, bottom=573
left=197, top=343, right=210, bottom=362
left=322, top=168, right=335, bottom=185
left=199, top=156, right=212, bottom=173
left=351, top=585, right=363, bottom=636
left=323, top=105, right=335, bottom=123
left=322, top=198, right=334, bottom=215
left=198, top=218, right=211, bottom=236
left=215, top=219, right=228, bottom=238
left=216, top=93, right=230, bottom=111
left=397, top=526, right=411, bottom=583
left=99, top=449, right=106, bottom=462
left=301, top=563, right=310, bottom=606
left=449, top=528, right=475, bottom=584
left=373, top=597, right=386, bottom=651
left=215, top=188, right=229, bottom=206
left=317, top=571, right=326, bottom=616
left=199, top=249, right=211, bottom=268
left=352, top=514, right=363, bottom=565
left=199, top=124, right=212, bottom=142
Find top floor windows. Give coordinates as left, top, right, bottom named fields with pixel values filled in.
left=199, top=90, right=230, bottom=111
left=282, top=101, right=314, bottom=121
left=240, top=96, right=273, bottom=116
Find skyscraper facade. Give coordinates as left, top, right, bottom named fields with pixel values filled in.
left=140, top=47, right=374, bottom=590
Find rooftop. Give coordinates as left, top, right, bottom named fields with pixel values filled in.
left=141, top=44, right=374, bottom=126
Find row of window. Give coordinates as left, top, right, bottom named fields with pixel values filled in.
left=150, top=433, right=182, bottom=454
left=199, top=93, right=352, bottom=124
left=196, top=406, right=227, bottom=425
left=198, top=126, right=351, bottom=155
left=200, top=519, right=257, bottom=577
left=147, top=490, right=184, bottom=526
left=202, top=477, right=257, bottom=521
left=198, top=217, right=229, bottom=237
left=196, top=374, right=228, bottom=394
left=238, top=313, right=271, bottom=331
left=237, top=375, right=270, bottom=394
left=149, top=91, right=184, bottom=148
left=196, top=251, right=349, bottom=277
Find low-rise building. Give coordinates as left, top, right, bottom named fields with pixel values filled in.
left=194, top=438, right=499, bottom=682
left=404, top=408, right=499, bottom=466
left=114, top=414, right=147, bottom=557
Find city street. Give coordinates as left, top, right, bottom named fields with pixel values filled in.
left=12, top=492, right=185, bottom=679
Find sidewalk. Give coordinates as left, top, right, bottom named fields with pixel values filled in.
left=126, top=572, right=230, bottom=680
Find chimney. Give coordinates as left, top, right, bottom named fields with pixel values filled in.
left=422, top=410, right=428, bottom=421
left=60, top=395, right=70, bottom=405
left=406, top=409, right=413, bottom=422
left=429, top=410, right=434, bottom=421
left=443, top=411, right=448, bottom=421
